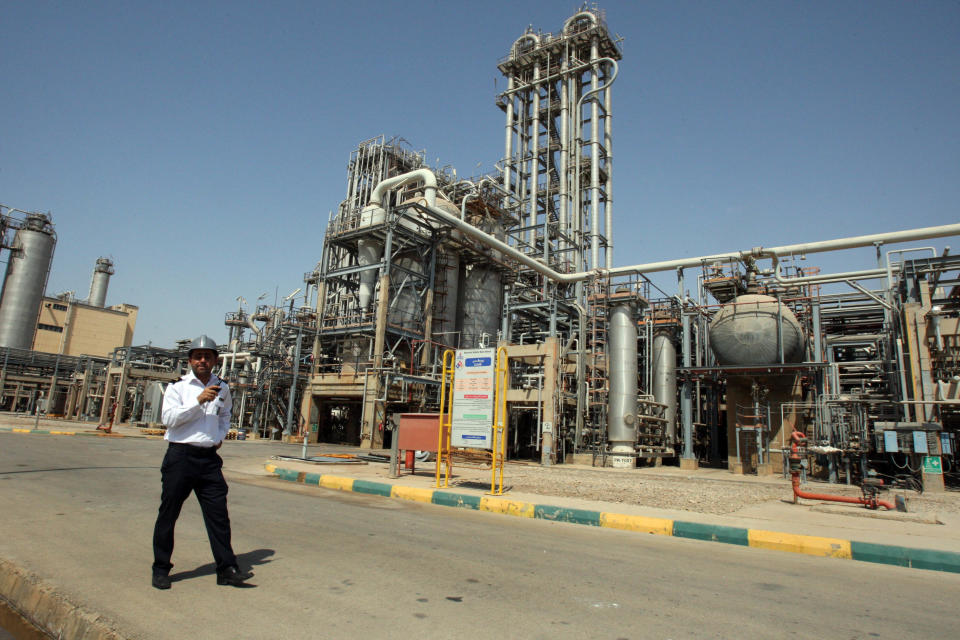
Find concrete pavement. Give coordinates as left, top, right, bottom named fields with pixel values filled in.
left=2, top=415, right=960, bottom=638
left=0, top=416, right=960, bottom=572
left=261, top=457, right=960, bottom=573
left=3, top=414, right=958, bottom=568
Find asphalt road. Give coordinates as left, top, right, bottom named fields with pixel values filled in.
left=1, top=433, right=958, bottom=639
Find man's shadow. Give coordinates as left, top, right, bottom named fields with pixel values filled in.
left=170, top=548, right=275, bottom=587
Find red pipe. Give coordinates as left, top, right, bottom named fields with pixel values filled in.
left=789, top=430, right=895, bottom=510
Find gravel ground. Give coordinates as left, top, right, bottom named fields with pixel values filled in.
left=448, top=462, right=960, bottom=516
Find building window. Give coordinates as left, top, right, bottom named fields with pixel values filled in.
left=53, top=303, right=68, bottom=311
left=38, top=323, right=63, bottom=333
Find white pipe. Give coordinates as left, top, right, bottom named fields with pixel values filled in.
left=559, top=61, right=569, bottom=255
left=765, top=224, right=960, bottom=258
left=504, top=76, right=514, bottom=211
left=370, top=170, right=960, bottom=285
left=604, top=81, right=613, bottom=270
left=590, top=37, right=600, bottom=269
left=369, top=169, right=437, bottom=209
left=512, top=32, right=539, bottom=56
left=530, top=61, right=540, bottom=249
left=246, top=316, right=261, bottom=337
left=573, top=58, right=619, bottom=269
left=564, top=10, right=597, bottom=33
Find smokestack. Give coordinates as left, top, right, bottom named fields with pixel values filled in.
left=88, top=257, right=114, bottom=308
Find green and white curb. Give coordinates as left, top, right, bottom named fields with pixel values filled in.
left=266, top=463, right=960, bottom=574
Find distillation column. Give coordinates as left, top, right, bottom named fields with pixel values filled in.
left=497, top=8, right=621, bottom=285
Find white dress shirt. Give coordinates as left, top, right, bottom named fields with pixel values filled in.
left=161, top=371, right=233, bottom=447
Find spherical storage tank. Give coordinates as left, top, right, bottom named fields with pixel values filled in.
left=709, top=294, right=805, bottom=365
left=0, top=214, right=56, bottom=349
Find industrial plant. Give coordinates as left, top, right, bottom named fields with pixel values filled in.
left=2, top=7, right=958, bottom=495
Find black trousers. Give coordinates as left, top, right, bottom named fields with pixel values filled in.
left=152, top=442, right=237, bottom=574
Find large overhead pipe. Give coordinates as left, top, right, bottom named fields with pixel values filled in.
left=414, top=182, right=960, bottom=285
left=564, top=10, right=598, bottom=32
left=414, top=194, right=960, bottom=285
left=369, top=168, right=437, bottom=210
left=356, top=169, right=439, bottom=312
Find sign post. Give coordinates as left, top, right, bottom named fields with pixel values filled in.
left=450, top=348, right=496, bottom=450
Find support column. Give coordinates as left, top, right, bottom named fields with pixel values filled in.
left=361, top=273, right=391, bottom=449
left=99, top=371, right=116, bottom=424
left=0, top=349, right=8, bottom=411
left=541, top=337, right=558, bottom=466
left=298, top=387, right=316, bottom=444
left=65, top=383, right=78, bottom=418
left=115, top=365, right=128, bottom=423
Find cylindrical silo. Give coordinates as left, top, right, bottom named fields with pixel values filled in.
left=459, top=264, right=502, bottom=349
left=389, top=255, right=422, bottom=331
left=709, top=294, right=805, bottom=365
left=0, top=214, right=56, bottom=349
left=607, top=293, right=638, bottom=467
left=651, top=330, right=677, bottom=443
left=356, top=202, right=386, bottom=312
left=88, top=257, right=114, bottom=308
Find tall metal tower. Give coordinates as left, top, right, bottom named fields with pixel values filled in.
left=497, top=6, right=621, bottom=340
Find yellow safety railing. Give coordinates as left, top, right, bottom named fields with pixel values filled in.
left=436, top=349, right=455, bottom=488
left=490, top=346, right=508, bottom=495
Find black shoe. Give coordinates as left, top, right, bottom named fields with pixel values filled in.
left=152, top=573, right=171, bottom=590
left=217, top=566, right=252, bottom=586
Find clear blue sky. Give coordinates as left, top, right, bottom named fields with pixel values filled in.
left=2, top=0, right=958, bottom=347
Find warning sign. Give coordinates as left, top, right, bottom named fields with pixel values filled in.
left=450, top=348, right=495, bottom=449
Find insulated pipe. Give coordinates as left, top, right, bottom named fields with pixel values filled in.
left=559, top=60, right=569, bottom=254
left=572, top=58, right=619, bottom=269
left=504, top=77, right=514, bottom=211
left=604, top=81, right=613, bottom=269
left=511, top=32, right=540, bottom=57
left=616, top=223, right=960, bottom=280
left=526, top=61, right=541, bottom=248
left=362, top=169, right=439, bottom=313
left=368, top=169, right=437, bottom=209
left=564, top=10, right=597, bottom=32
left=371, top=171, right=960, bottom=286
left=246, top=317, right=261, bottom=337
left=590, top=37, right=601, bottom=270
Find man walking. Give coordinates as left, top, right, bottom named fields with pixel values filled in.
left=151, top=335, right=251, bottom=589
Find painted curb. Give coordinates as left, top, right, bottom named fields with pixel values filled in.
left=0, top=426, right=140, bottom=438
left=266, top=464, right=960, bottom=574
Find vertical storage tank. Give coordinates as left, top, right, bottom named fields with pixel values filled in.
left=459, top=264, right=502, bottom=348
left=607, top=292, right=638, bottom=467
left=88, top=257, right=114, bottom=308
left=651, top=330, right=677, bottom=443
left=0, top=213, right=56, bottom=349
